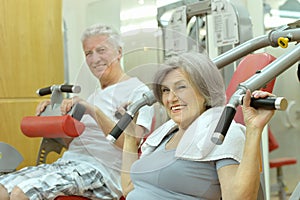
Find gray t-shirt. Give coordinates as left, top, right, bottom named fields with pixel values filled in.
left=127, top=133, right=239, bottom=200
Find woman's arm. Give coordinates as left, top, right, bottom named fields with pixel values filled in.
left=121, top=118, right=145, bottom=196
left=218, top=90, right=275, bottom=200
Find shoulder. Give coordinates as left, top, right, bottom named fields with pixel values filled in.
left=119, top=77, right=150, bottom=92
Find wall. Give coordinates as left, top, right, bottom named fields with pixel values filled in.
left=0, top=0, right=64, bottom=168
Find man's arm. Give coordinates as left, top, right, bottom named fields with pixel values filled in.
left=81, top=100, right=146, bottom=149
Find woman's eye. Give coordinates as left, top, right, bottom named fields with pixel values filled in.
left=176, top=85, right=186, bottom=90
left=161, top=88, right=170, bottom=93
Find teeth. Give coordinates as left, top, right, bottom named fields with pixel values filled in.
left=95, top=63, right=106, bottom=67
left=171, top=106, right=181, bottom=111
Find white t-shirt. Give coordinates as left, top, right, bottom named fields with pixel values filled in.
left=62, top=77, right=154, bottom=198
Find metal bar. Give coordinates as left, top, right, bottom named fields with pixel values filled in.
left=213, top=43, right=300, bottom=144
left=213, top=28, right=300, bottom=69
left=239, top=44, right=300, bottom=91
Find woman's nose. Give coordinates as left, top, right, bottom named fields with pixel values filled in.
left=167, top=90, right=178, bottom=102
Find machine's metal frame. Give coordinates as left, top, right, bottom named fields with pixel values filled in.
left=35, top=84, right=85, bottom=165
left=212, top=24, right=300, bottom=142
left=157, top=0, right=212, bottom=26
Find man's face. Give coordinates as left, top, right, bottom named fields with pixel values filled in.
left=83, top=35, right=121, bottom=80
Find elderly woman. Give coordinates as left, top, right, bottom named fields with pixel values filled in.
left=121, top=51, right=275, bottom=200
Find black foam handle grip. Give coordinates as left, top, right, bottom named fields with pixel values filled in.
left=211, top=106, right=236, bottom=145
left=36, top=86, right=52, bottom=96
left=60, top=85, right=81, bottom=93
left=248, top=97, right=287, bottom=110
left=36, top=85, right=81, bottom=96
left=107, top=113, right=133, bottom=143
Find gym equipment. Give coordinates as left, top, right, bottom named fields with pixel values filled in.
left=20, top=84, right=85, bottom=165
left=0, top=142, right=23, bottom=175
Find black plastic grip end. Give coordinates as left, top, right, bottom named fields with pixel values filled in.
left=60, top=85, right=81, bottom=93
left=107, top=113, right=133, bottom=143
left=211, top=106, right=236, bottom=145
left=36, top=86, right=52, bottom=96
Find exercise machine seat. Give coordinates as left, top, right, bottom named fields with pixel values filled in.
left=225, top=52, right=276, bottom=124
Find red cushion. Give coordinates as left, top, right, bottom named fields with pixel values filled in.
left=20, top=115, right=85, bottom=138
left=269, top=157, right=297, bottom=168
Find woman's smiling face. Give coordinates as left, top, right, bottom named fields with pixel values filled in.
left=161, top=68, right=206, bottom=129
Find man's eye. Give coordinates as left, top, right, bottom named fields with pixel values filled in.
left=85, top=52, right=92, bottom=57
left=97, top=48, right=106, bottom=53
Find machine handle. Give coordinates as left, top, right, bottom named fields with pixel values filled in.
left=106, top=113, right=133, bottom=143
left=247, top=96, right=288, bottom=110
left=211, top=106, right=236, bottom=145
left=36, top=84, right=81, bottom=96
left=106, top=90, right=157, bottom=143
left=211, top=96, right=288, bottom=145
left=59, top=85, right=81, bottom=93
left=37, top=86, right=52, bottom=96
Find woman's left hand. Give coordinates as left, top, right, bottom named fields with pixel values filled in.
left=242, top=90, right=275, bottom=131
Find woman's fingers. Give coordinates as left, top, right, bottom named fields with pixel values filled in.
left=252, top=90, right=275, bottom=98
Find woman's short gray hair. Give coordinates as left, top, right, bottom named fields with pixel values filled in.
left=152, top=51, right=226, bottom=108
left=81, top=23, right=123, bottom=49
